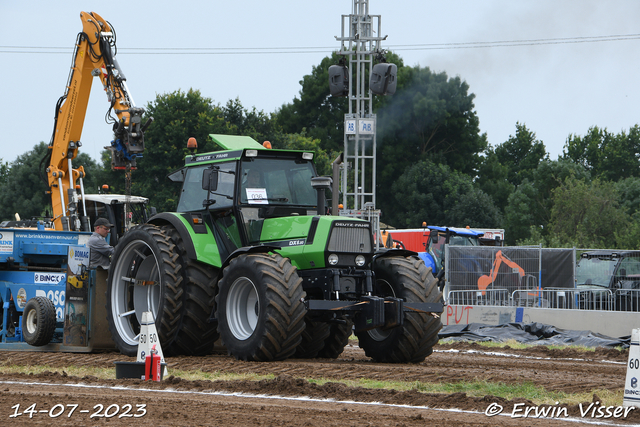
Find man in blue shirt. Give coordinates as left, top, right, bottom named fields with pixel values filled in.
left=88, top=218, right=114, bottom=269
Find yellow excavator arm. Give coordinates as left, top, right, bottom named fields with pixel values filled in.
left=46, top=11, right=152, bottom=231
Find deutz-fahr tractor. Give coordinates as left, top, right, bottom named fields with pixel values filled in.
left=106, top=134, right=443, bottom=363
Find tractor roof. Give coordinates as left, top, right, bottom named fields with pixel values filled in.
left=580, top=250, right=640, bottom=259
left=183, top=134, right=312, bottom=166
left=82, top=194, right=149, bottom=204
left=210, top=134, right=265, bottom=151
left=428, top=225, right=484, bottom=238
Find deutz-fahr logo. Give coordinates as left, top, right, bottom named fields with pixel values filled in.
left=196, top=153, right=228, bottom=161
left=334, top=222, right=369, bottom=228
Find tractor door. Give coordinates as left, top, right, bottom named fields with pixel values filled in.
left=177, top=161, right=242, bottom=259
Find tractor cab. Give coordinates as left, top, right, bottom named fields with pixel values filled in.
left=79, top=194, right=151, bottom=246
left=424, top=226, right=484, bottom=277
left=575, top=251, right=640, bottom=311
left=169, top=135, right=320, bottom=261
left=576, top=251, right=640, bottom=290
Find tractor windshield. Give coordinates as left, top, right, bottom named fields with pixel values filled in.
left=576, top=257, right=617, bottom=288
left=449, top=236, right=480, bottom=246
left=238, top=158, right=316, bottom=207
left=236, top=157, right=317, bottom=244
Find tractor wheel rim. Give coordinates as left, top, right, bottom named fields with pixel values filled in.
left=110, top=240, right=161, bottom=346
left=226, top=277, right=259, bottom=340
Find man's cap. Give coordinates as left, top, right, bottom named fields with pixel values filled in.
left=94, top=218, right=113, bottom=228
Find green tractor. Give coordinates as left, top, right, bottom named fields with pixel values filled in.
left=106, top=135, right=443, bottom=363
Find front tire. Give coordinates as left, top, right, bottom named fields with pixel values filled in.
left=22, top=297, right=56, bottom=346
left=107, top=224, right=185, bottom=356
left=216, top=253, right=306, bottom=361
left=356, top=256, right=442, bottom=363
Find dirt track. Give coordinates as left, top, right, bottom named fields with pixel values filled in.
left=0, top=341, right=637, bottom=426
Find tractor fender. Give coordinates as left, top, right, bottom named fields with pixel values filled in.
left=372, top=248, right=419, bottom=262
left=148, top=213, right=198, bottom=260
left=217, top=245, right=281, bottom=281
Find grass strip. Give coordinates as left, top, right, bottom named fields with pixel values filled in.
left=0, top=364, right=621, bottom=407
left=452, top=339, right=626, bottom=353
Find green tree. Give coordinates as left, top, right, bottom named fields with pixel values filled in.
left=447, top=188, right=502, bottom=228
left=0, top=143, right=49, bottom=220
left=475, top=146, right=513, bottom=213
left=616, top=177, right=640, bottom=217
left=277, top=51, right=405, bottom=153
left=494, top=123, right=547, bottom=186
left=377, top=66, right=486, bottom=175
left=615, top=211, right=640, bottom=249
left=376, top=66, right=486, bottom=223
left=504, top=159, right=590, bottom=245
left=549, top=177, right=629, bottom=248
left=476, top=123, right=546, bottom=214
left=75, top=152, right=102, bottom=194
left=503, top=181, right=539, bottom=245
left=0, top=159, right=8, bottom=185
left=0, top=143, right=99, bottom=220
left=387, top=159, right=499, bottom=228
left=110, top=89, right=231, bottom=213
left=563, top=125, right=640, bottom=181
left=222, top=98, right=284, bottom=146
left=276, top=132, right=336, bottom=177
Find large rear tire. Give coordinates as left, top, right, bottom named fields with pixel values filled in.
left=216, top=253, right=306, bottom=361
left=356, top=256, right=442, bottom=363
left=22, top=296, right=56, bottom=346
left=107, top=224, right=185, bottom=356
left=163, top=226, right=219, bottom=356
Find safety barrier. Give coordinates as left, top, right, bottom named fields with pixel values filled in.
left=445, top=287, right=640, bottom=311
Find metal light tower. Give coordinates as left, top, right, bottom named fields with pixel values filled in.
left=333, top=0, right=394, bottom=245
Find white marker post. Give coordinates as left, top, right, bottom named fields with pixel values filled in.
left=136, top=311, right=168, bottom=378
left=624, top=329, right=640, bottom=407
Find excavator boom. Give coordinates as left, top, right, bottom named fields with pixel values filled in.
left=46, top=11, right=152, bottom=232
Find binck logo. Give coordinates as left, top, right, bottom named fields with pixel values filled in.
left=34, top=273, right=65, bottom=284
left=0, top=232, right=12, bottom=245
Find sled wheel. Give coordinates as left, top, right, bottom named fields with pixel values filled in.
left=217, top=253, right=306, bottom=361
left=356, top=256, right=442, bottom=363
left=22, top=296, right=57, bottom=346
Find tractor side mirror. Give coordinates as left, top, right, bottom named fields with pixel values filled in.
left=428, top=230, right=439, bottom=246
left=202, top=168, right=219, bottom=192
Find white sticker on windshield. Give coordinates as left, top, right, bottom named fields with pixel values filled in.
left=246, top=188, right=269, bottom=204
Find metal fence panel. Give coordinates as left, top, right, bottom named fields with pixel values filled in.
left=446, top=246, right=574, bottom=293
left=443, top=246, right=640, bottom=312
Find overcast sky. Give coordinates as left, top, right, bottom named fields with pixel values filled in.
left=2, top=1, right=640, bottom=166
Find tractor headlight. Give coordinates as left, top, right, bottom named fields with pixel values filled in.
left=328, top=253, right=339, bottom=265
left=355, top=255, right=366, bottom=267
